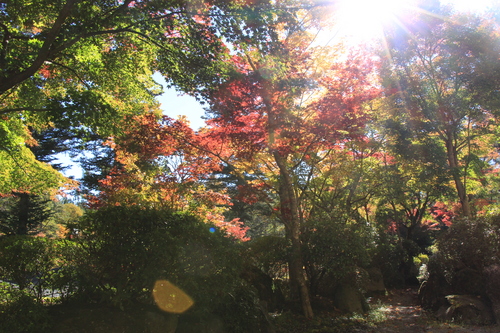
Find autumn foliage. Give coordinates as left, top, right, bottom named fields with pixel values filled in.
left=89, top=113, right=249, bottom=241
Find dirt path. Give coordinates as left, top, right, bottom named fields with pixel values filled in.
left=364, top=288, right=500, bottom=333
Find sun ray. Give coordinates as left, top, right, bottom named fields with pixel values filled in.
left=314, top=0, right=453, bottom=47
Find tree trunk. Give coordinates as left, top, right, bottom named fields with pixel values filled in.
left=445, top=136, right=471, bottom=217
left=274, top=152, right=314, bottom=319
left=259, top=72, right=313, bottom=318
left=16, top=192, right=30, bottom=235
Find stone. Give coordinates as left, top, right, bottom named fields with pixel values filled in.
left=363, top=267, right=386, bottom=295
left=418, top=272, right=452, bottom=311
left=333, top=283, right=369, bottom=314
left=436, top=295, right=494, bottom=325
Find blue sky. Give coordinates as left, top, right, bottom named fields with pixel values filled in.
left=154, top=73, right=206, bottom=130
left=57, top=75, right=206, bottom=179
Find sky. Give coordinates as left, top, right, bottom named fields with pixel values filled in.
left=154, top=73, right=206, bottom=130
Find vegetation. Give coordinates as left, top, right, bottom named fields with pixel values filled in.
left=1, top=0, right=500, bottom=332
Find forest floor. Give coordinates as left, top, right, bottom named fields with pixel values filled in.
left=358, top=288, right=500, bottom=333
left=47, top=288, right=500, bottom=332
left=274, top=288, right=500, bottom=332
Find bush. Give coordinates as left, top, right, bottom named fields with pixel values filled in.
left=419, top=216, right=500, bottom=309
left=0, top=236, right=79, bottom=300
left=302, top=218, right=372, bottom=295
left=77, top=207, right=239, bottom=301
left=435, top=216, right=500, bottom=278
left=76, top=206, right=262, bottom=330
left=0, top=282, right=50, bottom=333
left=242, top=235, right=289, bottom=278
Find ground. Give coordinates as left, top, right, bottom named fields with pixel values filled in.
left=46, top=288, right=500, bottom=332
left=273, top=288, right=500, bottom=333
left=363, top=288, right=500, bottom=333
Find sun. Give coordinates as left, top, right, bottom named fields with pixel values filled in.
left=323, top=0, right=416, bottom=45
left=320, top=0, right=496, bottom=46
left=318, top=0, right=417, bottom=45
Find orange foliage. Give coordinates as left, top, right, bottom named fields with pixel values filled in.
left=89, top=113, right=249, bottom=241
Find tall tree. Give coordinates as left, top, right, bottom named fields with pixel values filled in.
left=202, top=12, right=380, bottom=315
left=380, top=10, right=500, bottom=216
left=0, top=192, right=53, bottom=236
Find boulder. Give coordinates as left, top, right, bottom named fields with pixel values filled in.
left=333, top=283, right=369, bottom=314
left=363, top=267, right=386, bottom=295
left=418, top=272, right=452, bottom=311
left=436, top=295, right=494, bottom=326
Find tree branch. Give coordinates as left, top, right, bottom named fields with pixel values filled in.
left=0, top=107, right=64, bottom=115
left=47, top=60, right=91, bottom=89
left=0, top=0, right=78, bottom=94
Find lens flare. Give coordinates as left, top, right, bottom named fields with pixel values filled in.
left=153, top=280, right=194, bottom=314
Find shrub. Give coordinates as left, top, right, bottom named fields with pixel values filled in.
left=77, top=207, right=241, bottom=302
left=302, top=218, right=372, bottom=294
left=434, top=216, right=500, bottom=278
left=0, top=236, right=79, bottom=300
left=0, top=282, right=50, bottom=333
left=76, top=206, right=262, bottom=330
left=420, top=216, right=500, bottom=309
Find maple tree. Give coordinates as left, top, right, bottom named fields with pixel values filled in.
left=200, top=7, right=381, bottom=314
left=379, top=10, right=500, bottom=217
left=0, top=115, right=71, bottom=194
left=89, top=112, right=249, bottom=241
left=0, top=0, right=282, bottom=196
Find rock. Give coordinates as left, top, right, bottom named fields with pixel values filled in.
left=485, top=264, right=500, bottom=324
left=363, top=267, right=386, bottom=295
left=333, top=283, right=369, bottom=314
left=436, top=295, right=494, bottom=325
left=418, top=272, right=452, bottom=311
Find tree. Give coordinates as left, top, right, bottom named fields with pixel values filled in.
left=0, top=0, right=252, bottom=195
left=202, top=12, right=380, bottom=315
left=299, top=139, right=383, bottom=294
left=0, top=115, right=71, bottom=194
left=89, top=112, right=249, bottom=241
left=380, top=9, right=500, bottom=216
left=0, top=192, right=53, bottom=236
left=374, top=98, right=454, bottom=238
